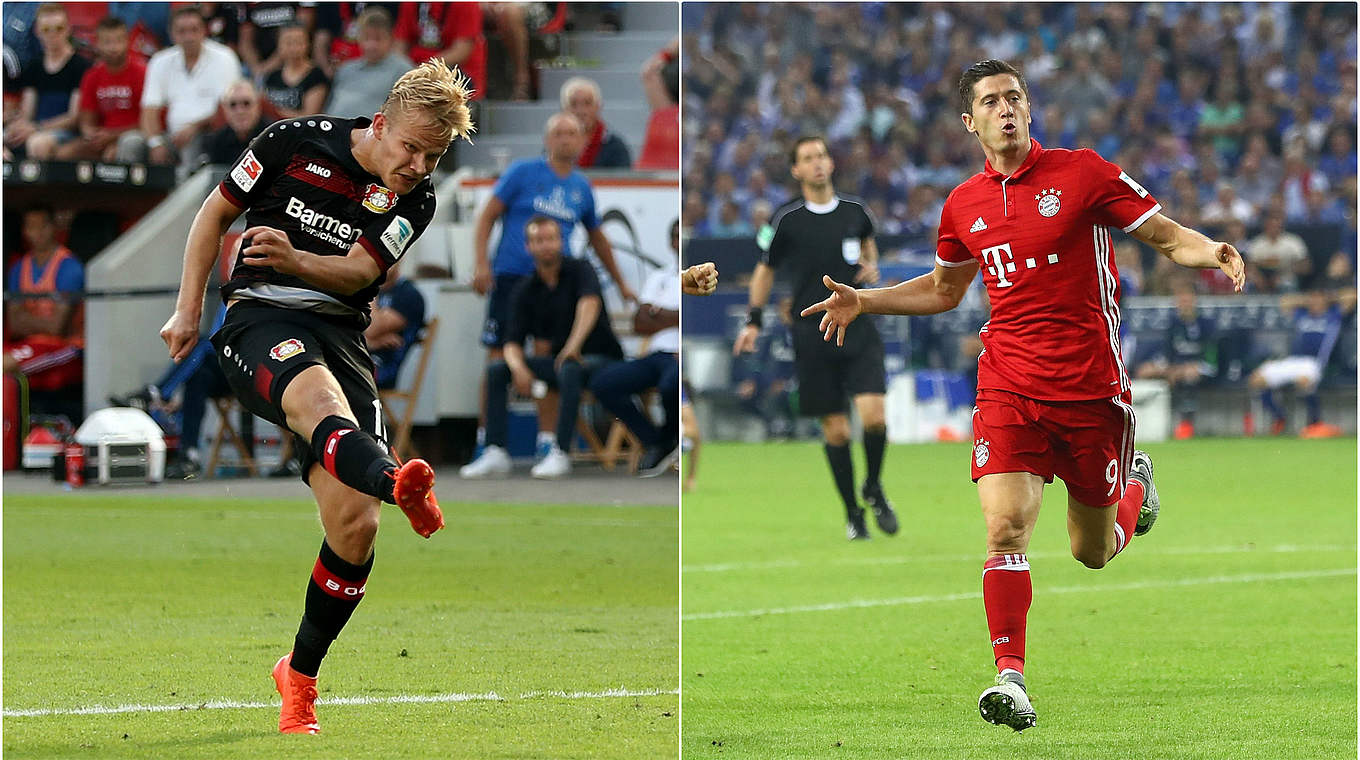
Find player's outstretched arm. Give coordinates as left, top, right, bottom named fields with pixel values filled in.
left=161, top=187, right=244, bottom=362
left=801, top=262, right=978, bottom=345
left=1130, top=212, right=1246, bottom=293
left=240, top=226, right=382, bottom=296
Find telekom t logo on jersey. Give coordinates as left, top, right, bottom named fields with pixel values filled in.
left=980, top=242, right=1061, bottom=288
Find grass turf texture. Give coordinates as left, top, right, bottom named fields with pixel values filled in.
left=4, top=494, right=677, bottom=759
left=682, top=438, right=1357, bottom=759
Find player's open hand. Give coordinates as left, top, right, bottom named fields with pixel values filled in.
left=1213, top=241, right=1246, bottom=293
left=800, top=275, right=862, bottom=346
left=160, top=308, right=201, bottom=363
left=241, top=226, right=302, bottom=275
left=683, top=262, right=718, bottom=295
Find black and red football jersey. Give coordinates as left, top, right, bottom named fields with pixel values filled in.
left=218, top=115, right=435, bottom=325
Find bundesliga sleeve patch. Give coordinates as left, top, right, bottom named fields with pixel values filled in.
left=270, top=338, right=305, bottom=361
left=231, top=150, right=264, bottom=192
left=380, top=216, right=414, bottom=259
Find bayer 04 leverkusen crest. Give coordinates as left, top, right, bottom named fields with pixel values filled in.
left=362, top=183, right=399, bottom=213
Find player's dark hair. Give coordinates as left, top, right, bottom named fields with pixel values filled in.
left=95, top=16, right=126, bottom=33
left=958, top=59, right=1029, bottom=115
left=788, top=135, right=829, bottom=166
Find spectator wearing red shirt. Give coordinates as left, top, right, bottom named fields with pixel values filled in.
left=635, top=41, right=679, bottom=171
left=393, top=2, right=484, bottom=101
left=57, top=16, right=145, bottom=161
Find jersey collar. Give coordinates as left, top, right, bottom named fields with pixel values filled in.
left=804, top=196, right=840, bottom=214
left=982, top=138, right=1043, bottom=181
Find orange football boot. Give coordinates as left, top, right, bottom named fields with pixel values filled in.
left=392, top=458, right=444, bottom=538
left=272, top=653, right=320, bottom=734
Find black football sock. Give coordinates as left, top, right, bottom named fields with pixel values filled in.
left=1305, top=392, right=1321, bottom=425
left=823, top=442, right=859, bottom=520
left=291, top=540, right=373, bottom=678
left=310, top=415, right=397, bottom=503
left=862, top=426, right=886, bottom=492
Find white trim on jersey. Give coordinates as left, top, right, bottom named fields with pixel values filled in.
left=1093, top=224, right=1131, bottom=393
left=1121, top=202, right=1163, bottom=234
left=935, top=255, right=976, bottom=268
left=1112, top=393, right=1137, bottom=504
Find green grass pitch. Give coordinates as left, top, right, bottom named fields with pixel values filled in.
left=682, top=438, right=1357, bottom=759
left=4, top=494, right=677, bottom=759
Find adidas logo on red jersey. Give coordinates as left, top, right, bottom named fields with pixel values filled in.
left=969, top=217, right=988, bottom=233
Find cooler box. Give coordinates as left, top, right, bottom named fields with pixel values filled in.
left=73, top=407, right=166, bottom=484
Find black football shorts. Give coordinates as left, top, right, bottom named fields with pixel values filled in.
left=791, top=318, right=887, bottom=417
left=211, top=301, right=387, bottom=481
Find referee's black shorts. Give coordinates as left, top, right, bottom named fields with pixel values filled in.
left=211, top=301, right=386, bottom=482
left=790, top=318, right=886, bottom=417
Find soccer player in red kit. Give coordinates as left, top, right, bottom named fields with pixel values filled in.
left=802, top=59, right=1246, bottom=731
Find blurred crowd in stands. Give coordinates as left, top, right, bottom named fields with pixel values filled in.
left=682, top=2, right=1357, bottom=297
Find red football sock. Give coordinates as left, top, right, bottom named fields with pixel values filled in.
left=983, top=554, right=1031, bottom=675
left=1111, top=479, right=1144, bottom=558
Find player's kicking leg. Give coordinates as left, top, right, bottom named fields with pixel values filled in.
left=283, top=366, right=442, bottom=538
left=976, top=472, right=1043, bottom=731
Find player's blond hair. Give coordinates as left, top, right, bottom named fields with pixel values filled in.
left=382, top=58, right=476, bottom=145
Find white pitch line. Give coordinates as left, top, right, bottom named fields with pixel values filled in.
left=683, top=544, right=1357, bottom=573
left=683, top=567, right=1356, bottom=621
left=2, top=687, right=677, bottom=719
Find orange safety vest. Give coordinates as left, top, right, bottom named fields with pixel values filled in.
left=15, top=246, right=84, bottom=347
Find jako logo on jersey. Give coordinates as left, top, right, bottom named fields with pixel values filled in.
left=269, top=338, right=305, bottom=361
left=974, top=441, right=990, bottom=467
left=305, top=162, right=332, bottom=178
left=380, top=215, right=414, bottom=258
left=285, top=197, right=356, bottom=239
left=231, top=150, right=263, bottom=192
left=1035, top=188, right=1063, bottom=218
left=362, top=183, right=399, bottom=213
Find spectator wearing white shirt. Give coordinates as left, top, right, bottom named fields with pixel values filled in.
left=1246, top=211, right=1311, bottom=293
left=1201, top=181, right=1255, bottom=227
left=589, top=220, right=683, bottom=478
left=134, top=5, right=242, bottom=168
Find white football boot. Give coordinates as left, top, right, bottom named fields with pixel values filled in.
left=979, top=670, right=1036, bottom=732
left=1130, top=449, right=1159, bottom=536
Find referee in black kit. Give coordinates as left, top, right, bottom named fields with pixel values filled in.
left=733, top=135, right=898, bottom=541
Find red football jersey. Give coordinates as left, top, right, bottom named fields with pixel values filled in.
left=936, top=139, right=1161, bottom=401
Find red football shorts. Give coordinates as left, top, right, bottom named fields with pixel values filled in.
left=970, top=388, right=1136, bottom=507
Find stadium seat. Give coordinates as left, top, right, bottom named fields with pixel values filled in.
left=379, top=317, right=439, bottom=460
